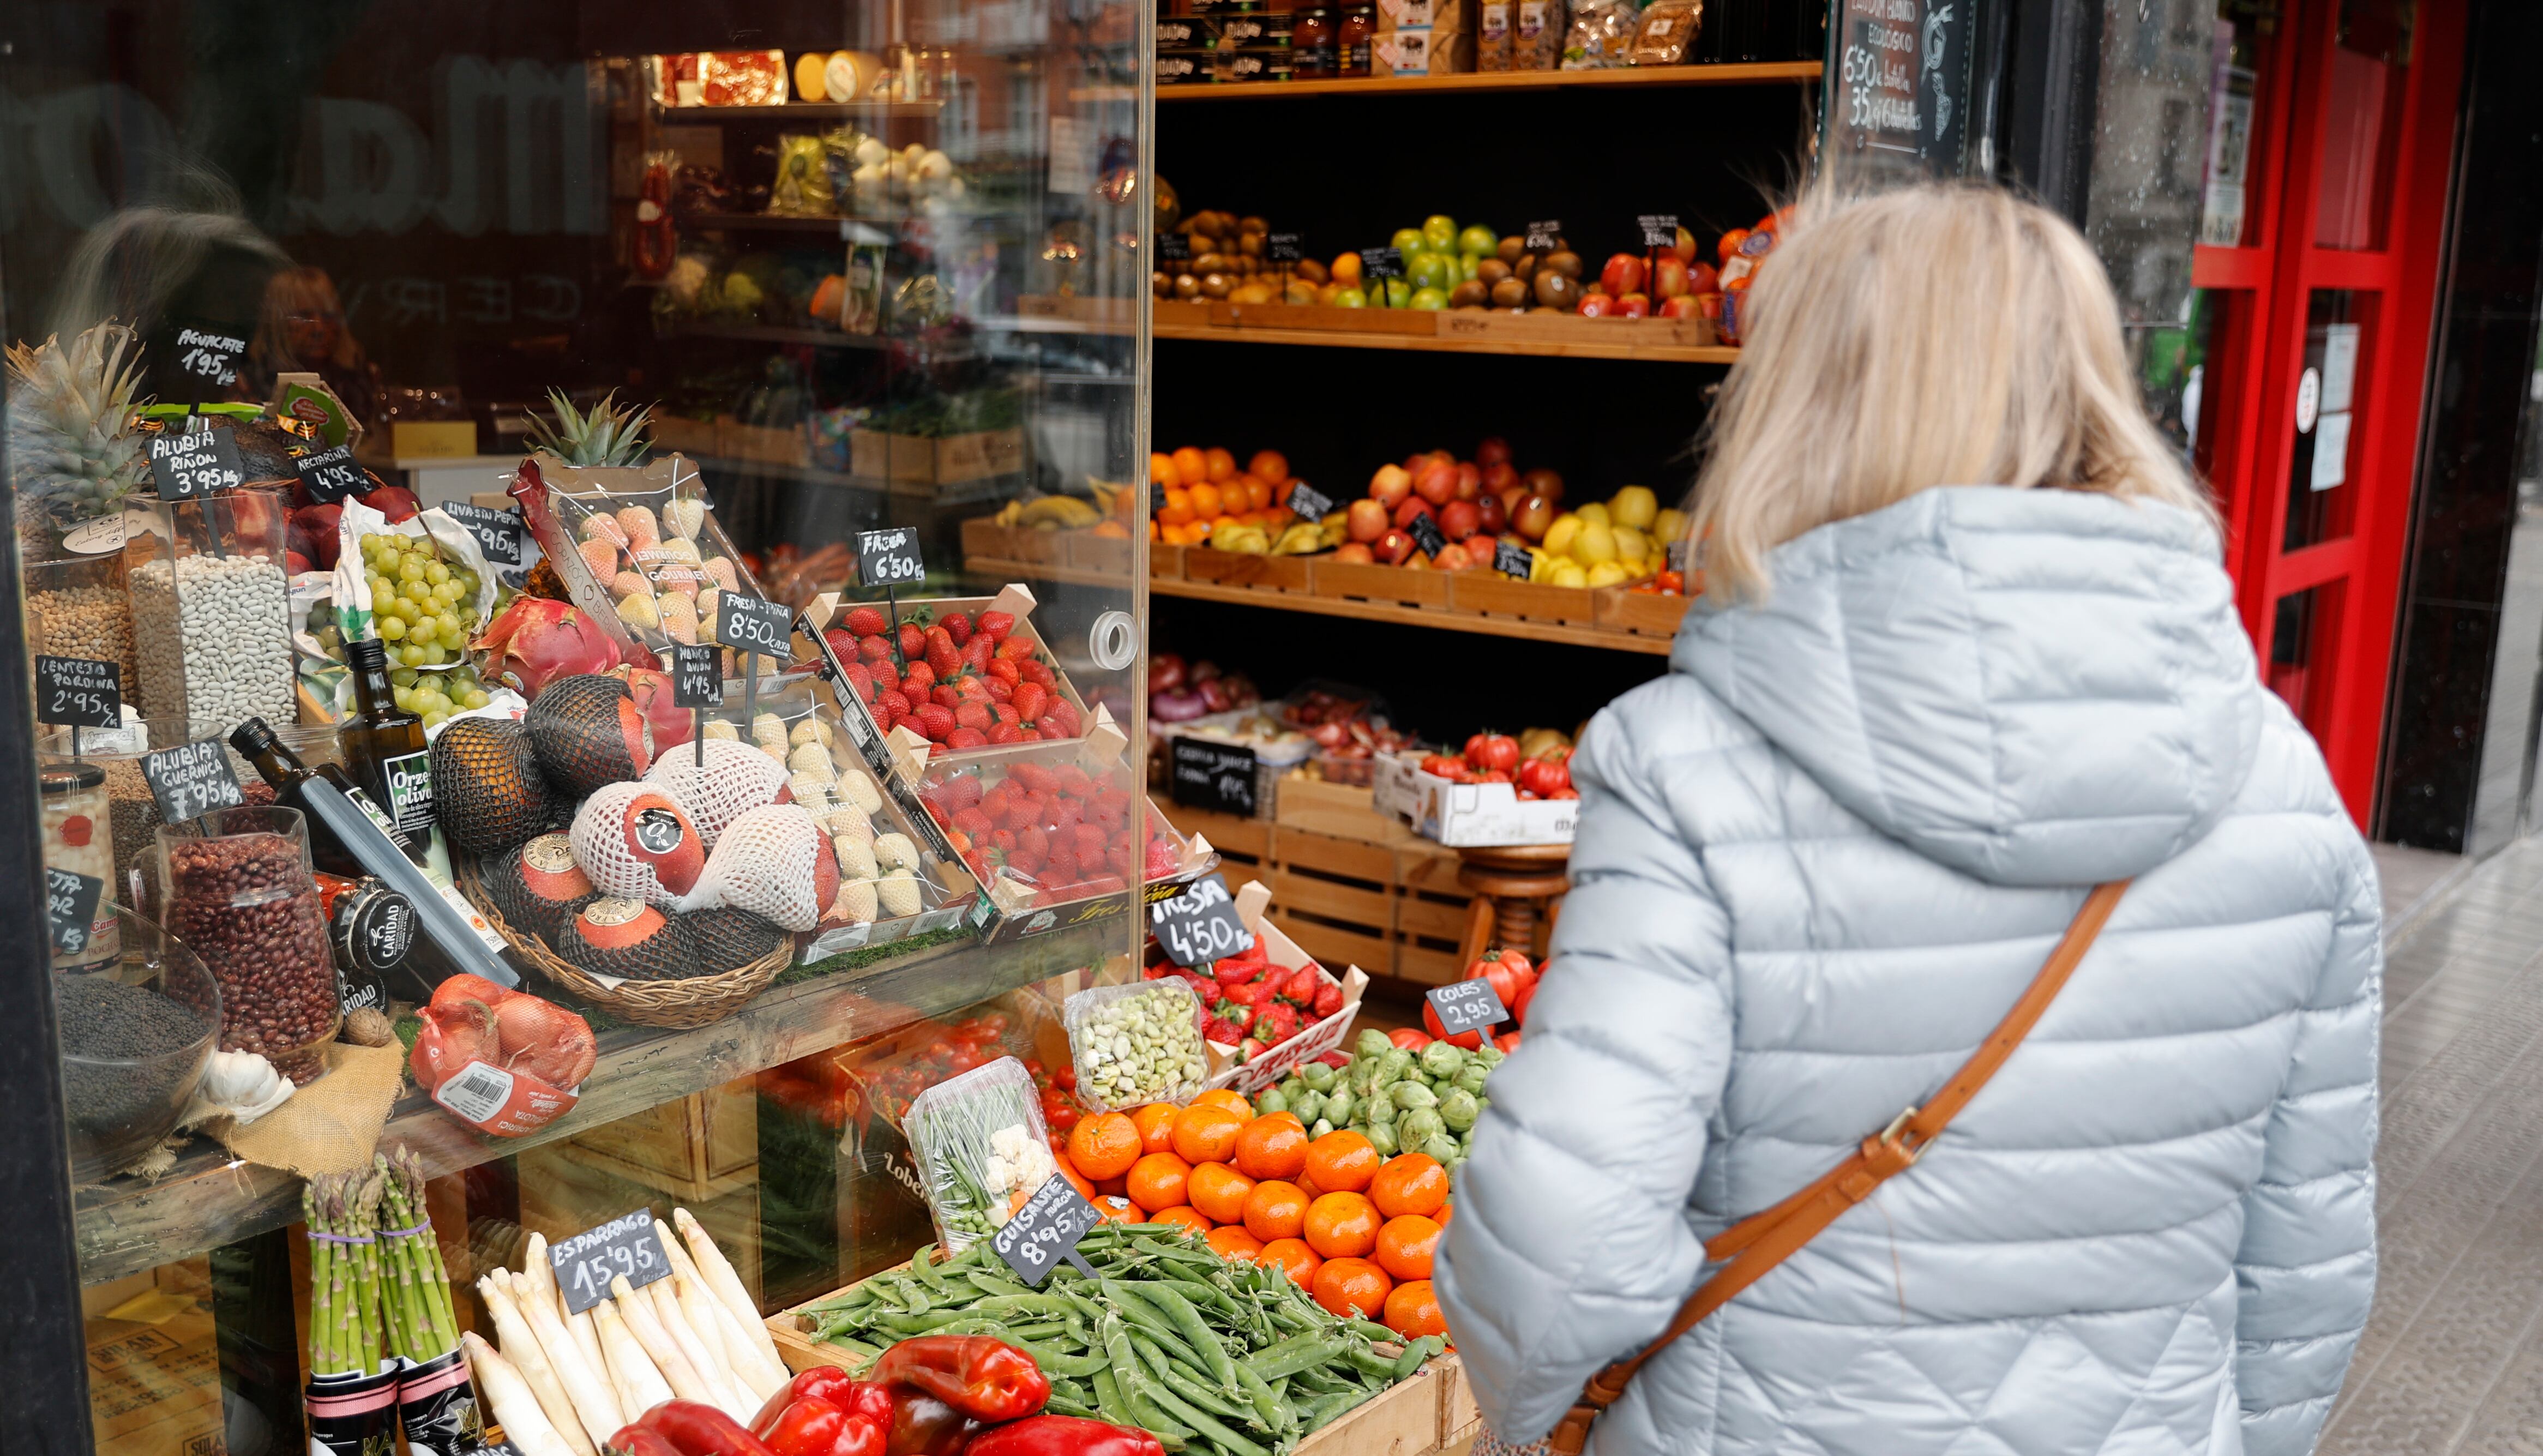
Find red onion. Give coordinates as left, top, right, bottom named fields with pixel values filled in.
left=1151, top=688, right=1210, bottom=721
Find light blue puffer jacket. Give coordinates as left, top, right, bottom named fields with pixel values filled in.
left=1435, top=487, right=2380, bottom=1456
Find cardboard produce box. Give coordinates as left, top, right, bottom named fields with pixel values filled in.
left=1182, top=881, right=1370, bottom=1094
left=850, top=427, right=1024, bottom=485
left=1375, top=749, right=1577, bottom=846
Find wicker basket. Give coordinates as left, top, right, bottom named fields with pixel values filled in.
left=454, top=856, right=793, bottom=1029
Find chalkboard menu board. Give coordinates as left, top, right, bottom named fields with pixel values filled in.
left=1826, top=0, right=1976, bottom=183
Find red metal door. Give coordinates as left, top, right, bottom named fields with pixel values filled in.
left=2192, top=0, right=2464, bottom=823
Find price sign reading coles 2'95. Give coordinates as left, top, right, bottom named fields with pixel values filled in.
left=142, top=738, right=246, bottom=825
left=149, top=429, right=245, bottom=503
left=672, top=643, right=724, bottom=708
left=35, top=655, right=122, bottom=731
left=439, top=501, right=525, bottom=566
left=1150, top=871, right=1256, bottom=967
left=1426, top=977, right=1511, bottom=1039
left=549, top=1211, right=670, bottom=1316
left=991, top=1174, right=1103, bottom=1286
left=713, top=592, right=794, bottom=659
left=857, top=527, right=927, bottom=588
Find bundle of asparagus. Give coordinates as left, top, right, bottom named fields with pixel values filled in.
left=462, top=1207, right=793, bottom=1456
left=380, top=1148, right=464, bottom=1368
left=306, top=1166, right=389, bottom=1379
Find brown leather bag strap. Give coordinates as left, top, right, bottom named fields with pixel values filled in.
left=1543, top=880, right=2129, bottom=1456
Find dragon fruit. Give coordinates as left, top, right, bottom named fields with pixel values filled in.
left=476, top=595, right=627, bottom=696
left=609, top=662, right=693, bottom=751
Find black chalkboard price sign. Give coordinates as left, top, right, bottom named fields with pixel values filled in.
left=46, top=867, right=104, bottom=959
left=149, top=429, right=245, bottom=502
left=1406, top=510, right=1448, bottom=560
left=1638, top=213, right=1681, bottom=249
left=440, top=502, right=524, bottom=566
left=1285, top=482, right=1335, bottom=522
left=1525, top=219, right=1564, bottom=250
left=548, top=1211, right=671, bottom=1316
left=713, top=593, right=794, bottom=659
left=1495, top=540, right=1534, bottom=580
left=857, top=527, right=927, bottom=588
left=1426, top=977, right=1512, bottom=1039
left=294, top=444, right=368, bottom=505
left=171, top=322, right=247, bottom=393
left=672, top=643, right=723, bottom=708
left=1170, top=736, right=1260, bottom=818
left=1156, top=231, right=1192, bottom=264
left=142, top=738, right=245, bottom=825
left=991, top=1174, right=1103, bottom=1285
left=1150, top=871, right=1256, bottom=967
left=35, top=655, right=122, bottom=731
left=1360, top=246, right=1404, bottom=280
left=1266, top=232, right=1304, bottom=264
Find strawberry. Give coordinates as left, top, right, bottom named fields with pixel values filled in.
left=898, top=622, right=928, bottom=659
left=1054, top=765, right=1097, bottom=799
left=955, top=675, right=992, bottom=701
left=1240, top=1037, right=1269, bottom=1062
left=1282, top=965, right=1323, bottom=1005
left=1019, top=727, right=1042, bottom=741
left=1035, top=715, right=1067, bottom=739
left=1042, top=845, right=1078, bottom=884
left=1146, top=837, right=1182, bottom=877
left=1223, top=980, right=1270, bottom=1007
left=987, top=721, right=1023, bottom=744
left=993, top=793, right=1035, bottom=832
left=1017, top=825, right=1050, bottom=868
left=942, top=611, right=974, bottom=645
left=1048, top=701, right=1083, bottom=737
left=978, top=609, right=1015, bottom=641
left=997, top=635, right=1037, bottom=661
left=1211, top=999, right=1254, bottom=1032
left=946, top=774, right=984, bottom=812
left=1258, top=1002, right=1300, bottom=1044
left=1205, top=1016, right=1248, bottom=1045
left=927, top=640, right=960, bottom=678
left=987, top=658, right=1022, bottom=685
left=985, top=676, right=1014, bottom=702
left=963, top=635, right=996, bottom=673
left=845, top=606, right=889, bottom=636
left=952, top=807, right=994, bottom=839
left=843, top=663, right=876, bottom=702
left=915, top=703, right=957, bottom=741
left=1020, top=659, right=1056, bottom=688
left=875, top=689, right=912, bottom=724
left=1011, top=762, right=1057, bottom=794
left=1072, top=823, right=1108, bottom=863
left=858, top=634, right=895, bottom=664
left=947, top=726, right=988, bottom=749
left=954, top=700, right=992, bottom=732
left=1012, top=682, right=1050, bottom=724
left=901, top=660, right=938, bottom=696
left=1312, top=983, right=1345, bottom=1019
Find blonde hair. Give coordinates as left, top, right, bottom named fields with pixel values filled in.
left=1689, top=183, right=2211, bottom=601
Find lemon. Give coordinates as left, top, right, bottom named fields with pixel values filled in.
left=1586, top=560, right=1631, bottom=587
left=1613, top=525, right=1649, bottom=563
left=1576, top=501, right=1611, bottom=527
left=1550, top=560, right=1589, bottom=587
left=1610, top=485, right=1658, bottom=530
left=1653, top=507, right=1687, bottom=543
left=1543, top=514, right=1583, bottom=557
left=1574, top=520, right=1619, bottom=565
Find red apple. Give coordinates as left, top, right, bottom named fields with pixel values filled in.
left=1476, top=492, right=1508, bottom=534
left=1480, top=460, right=1518, bottom=495
left=1453, top=462, right=1481, bottom=501
left=1616, top=293, right=1650, bottom=318
left=1346, top=498, right=1389, bottom=543
left=1577, top=293, right=1616, bottom=318
left=285, top=550, right=314, bottom=574
left=1375, top=528, right=1416, bottom=565
left=1658, top=294, right=1703, bottom=320
left=1433, top=542, right=1474, bottom=571
left=1670, top=225, right=1698, bottom=264
left=1523, top=467, right=1565, bottom=504
left=1403, top=551, right=1433, bottom=570
left=1439, top=500, right=1483, bottom=540
left=1369, top=463, right=1413, bottom=507
left=1414, top=460, right=1459, bottom=506
left=1393, top=495, right=1437, bottom=530
left=1600, top=254, right=1646, bottom=298
left=1688, top=260, right=1720, bottom=294
left=1512, top=492, right=1558, bottom=542
left=1332, top=542, right=1375, bottom=564
left=1475, top=437, right=1511, bottom=468
left=1652, top=255, right=1691, bottom=299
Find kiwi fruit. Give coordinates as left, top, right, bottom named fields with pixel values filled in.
left=1448, top=280, right=1488, bottom=309
left=1496, top=236, right=1527, bottom=266
left=1476, top=258, right=1512, bottom=286
left=1174, top=274, right=1203, bottom=300
left=1514, top=254, right=1537, bottom=282
left=1238, top=232, right=1264, bottom=257
left=1490, top=277, right=1530, bottom=309
left=1153, top=272, right=1173, bottom=298
left=1239, top=215, right=1268, bottom=235
left=1535, top=270, right=1582, bottom=309
left=1194, top=251, right=1228, bottom=273
left=1544, top=249, right=1584, bottom=280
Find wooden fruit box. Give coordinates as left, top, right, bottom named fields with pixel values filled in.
left=1312, top=558, right=1451, bottom=609
left=1154, top=299, right=1216, bottom=328
left=960, top=516, right=1076, bottom=567
left=1152, top=541, right=1189, bottom=581
left=1434, top=309, right=1719, bottom=352
left=1446, top=571, right=1600, bottom=626
left=1213, top=299, right=1443, bottom=338
left=1594, top=586, right=1693, bottom=638
left=767, top=1283, right=1469, bottom=1456
left=1186, top=545, right=1312, bottom=591
left=1069, top=530, right=1137, bottom=575
left=1162, top=800, right=1469, bottom=988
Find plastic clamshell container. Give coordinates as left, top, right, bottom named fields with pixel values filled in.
left=900, top=1055, right=1051, bottom=1253
left=1065, top=978, right=1209, bottom=1112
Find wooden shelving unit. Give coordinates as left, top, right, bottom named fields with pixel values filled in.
left=1153, top=316, right=1736, bottom=364
left=1156, top=59, right=1820, bottom=101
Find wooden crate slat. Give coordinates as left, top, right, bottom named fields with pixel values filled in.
left=1270, top=866, right=1394, bottom=930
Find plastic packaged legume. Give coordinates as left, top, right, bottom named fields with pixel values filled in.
left=1065, top=979, right=1208, bottom=1112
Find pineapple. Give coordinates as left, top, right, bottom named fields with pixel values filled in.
left=5, top=323, right=151, bottom=537
left=525, top=388, right=653, bottom=467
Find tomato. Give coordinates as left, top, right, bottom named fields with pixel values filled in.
left=1387, top=1027, right=1433, bottom=1052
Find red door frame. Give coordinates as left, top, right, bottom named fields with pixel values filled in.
left=2192, top=0, right=2466, bottom=825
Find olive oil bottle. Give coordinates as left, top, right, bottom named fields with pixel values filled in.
left=341, top=637, right=439, bottom=848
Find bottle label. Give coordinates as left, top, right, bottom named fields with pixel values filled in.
left=383, top=750, right=436, bottom=838
left=346, top=784, right=403, bottom=845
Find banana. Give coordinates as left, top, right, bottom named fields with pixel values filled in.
left=994, top=499, right=1024, bottom=526
left=1271, top=522, right=1324, bottom=556
left=1017, top=495, right=1102, bottom=530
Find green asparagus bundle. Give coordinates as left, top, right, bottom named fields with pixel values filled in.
left=797, top=1223, right=1446, bottom=1455
left=377, top=1148, right=462, bottom=1363
left=305, top=1169, right=386, bottom=1378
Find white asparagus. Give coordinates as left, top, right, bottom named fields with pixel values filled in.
left=646, top=1274, right=752, bottom=1419
left=464, top=1332, right=577, bottom=1456
left=611, top=1274, right=719, bottom=1411
left=510, top=1274, right=624, bottom=1447
left=477, top=1274, right=599, bottom=1456
left=591, top=1298, right=675, bottom=1419
left=527, top=1232, right=608, bottom=1379
left=659, top=1222, right=789, bottom=1398
left=674, top=1207, right=786, bottom=1379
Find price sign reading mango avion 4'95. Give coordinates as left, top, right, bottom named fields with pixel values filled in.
left=672, top=643, right=723, bottom=708
left=1150, top=871, right=1255, bottom=967
left=857, top=527, right=927, bottom=588
left=550, top=1211, right=670, bottom=1316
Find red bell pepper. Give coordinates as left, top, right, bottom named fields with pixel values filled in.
left=614, top=1432, right=690, bottom=1456
left=869, top=1337, right=1049, bottom=1423
left=963, top=1415, right=1168, bottom=1456
left=620, top=1399, right=779, bottom=1455
left=756, top=1370, right=895, bottom=1434
left=756, top=1395, right=885, bottom=1456
left=885, top=1392, right=982, bottom=1456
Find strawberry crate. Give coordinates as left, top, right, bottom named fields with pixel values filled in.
left=1144, top=880, right=1370, bottom=1094
left=799, top=582, right=1099, bottom=786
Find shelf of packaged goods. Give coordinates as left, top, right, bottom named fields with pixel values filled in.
left=650, top=100, right=945, bottom=121
left=665, top=322, right=980, bottom=356
left=70, top=920, right=1119, bottom=1286
left=1155, top=58, right=1821, bottom=101
left=680, top=210, right=1023, bottom=234
left=1153, top=315, right=1736, bottom=363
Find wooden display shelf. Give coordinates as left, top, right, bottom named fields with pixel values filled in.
left=1158, top=58, right=1821, bottom=101
left=1155, top=299, right=1736, bottom=364
left=70, top=920, right=1119, bottom=1286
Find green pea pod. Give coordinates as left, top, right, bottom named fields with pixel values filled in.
left=1233, top=1355, right=1295, bottom=1434
left=1151, top=1354, right=1259, bottom=1425
left=1344, top=1340, right=1402, bottom=1381
left=1393, top=1335, right=1447, bottom=1380
left=1146, top=1281, right=1242, bottom=1394
left=1302, top=1387, right=1375, bottom=1433
left=1242, top=1333, right=1344, bottom=1382
left=1101, top=1311, right=1195, bottom=1442
left=1045, top=1391, right=1103, bottom=1419
left=1137, top=1362, right=1274, bottom=1456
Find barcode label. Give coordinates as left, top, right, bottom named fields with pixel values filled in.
left=434, top=1061, right=515, bottom=1123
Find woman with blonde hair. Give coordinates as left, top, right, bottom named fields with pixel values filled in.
left=1436, top=183, right=2379, bottom=1456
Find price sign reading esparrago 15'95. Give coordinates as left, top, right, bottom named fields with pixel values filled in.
left=35, top=655, right=122, bottom=731
left=857, top=527, right=927, bottom=588
left=1151, top=871, right=1255, bottom=967
left=991, top=1174, right=1103, bottom=1285
left=549, top=1211, right=670, bottom=1315
left=713, top=592, right=794, bottom=659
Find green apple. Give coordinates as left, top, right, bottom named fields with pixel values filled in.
left=1409, top=286, right=1450, bottom=310
left=1382, top=278, right=1410, bottom=307
left=1407, top=251, right=1455, bottom=292
left=1390, top=227, right=1427, bottom=258
left=1458, top=224, right=1498, bottom=257
left=1331, top=286, right=1368, bottom=308
left=1421, top=215, right=1458, bottom=251
left=1459, top=253, right=1481, bottom=282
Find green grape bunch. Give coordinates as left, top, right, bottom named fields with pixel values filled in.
left=357, top=532, right=491, bottom=727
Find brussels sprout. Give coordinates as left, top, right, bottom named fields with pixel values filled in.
left=1376, top=1048, right=1416, bottom=1086
left=1310, top=1118, right=1334, bottom=1139
left=1279, top=1074, right=1310, bottom=1103
left=1294, top=1090, right=1327, bottom=1125
left=1439, top=1088, right=1480, bottom=1132
left=1460, top=1124, right=1478, bottom=1152
left=1455, top=1062, right=1492, bottom=1097
left=1257, top=1089, right=1290, bottom=1116
left=1365, top=1087, right=1397, bottom=1124
left=1322, top=1088, right=1355, bottom=1125
left=1393, top=1081, right=1439, bottom=1112
left=1366, top=1121, right=1400, bottom=1157
left=1420, top=1133, right=1461, bottom=1165
left=1401, top=1108, right=1446, bottom=1145
left=1419, top=1040, right=1469, bottom=1080
left=1301, top=1062, right=1337, bottom=1093
left=1356, top=1029, right=1394, bottom=1058
left=1350, top=1058, right=1381, bottom=1094
left=1474, top=1045, right=1507, bottom=1070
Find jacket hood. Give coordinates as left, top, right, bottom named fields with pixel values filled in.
left=1674, top=486, right=2264, bottom=886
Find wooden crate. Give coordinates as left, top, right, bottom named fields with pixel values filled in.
left=1152, top=541, right=1188, bottom=580
left=960, top=516, right=1074, bottom=567
left=1313, top=558, right=1451, bottom=609
left=1185, top=545, right=1312, bottom=591
left=1447, top=571, right=1601, bottom=626
left=1215, top=299, right=1442, bottom=338
left=1276, top=775, right=1413, bottom=844
left=1069, top=530, right=1136, bottom=575
left=1274, top=826, right=1468, bottom=988
left=566, top=1081, right=759, bottom=1202
left=1434, top=309, right=1718, bottom=351
left=1594, top=587, right=1693, bottom=638
left=1159, top=802, right=1270, bottom=897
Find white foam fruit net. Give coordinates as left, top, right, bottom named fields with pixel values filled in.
left=570, top=780, right=706, bottom=907
left=644, top=737, right=792, bottom=847
left=696, top=804, right=837, bottom=931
